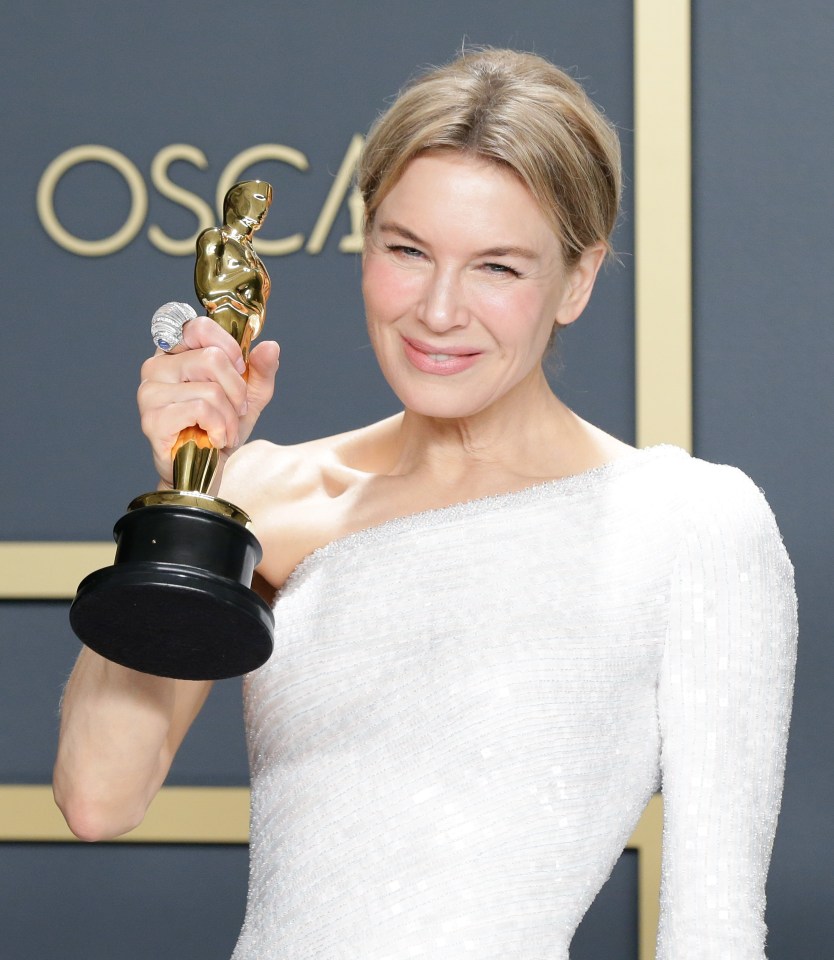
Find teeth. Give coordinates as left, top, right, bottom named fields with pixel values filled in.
left=428, top=353, right=454, bottom=361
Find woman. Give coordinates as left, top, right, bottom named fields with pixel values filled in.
left=54, top=49, right=797, bottom=959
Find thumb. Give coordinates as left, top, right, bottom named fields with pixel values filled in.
left=240, top=340, right=280, bottom=436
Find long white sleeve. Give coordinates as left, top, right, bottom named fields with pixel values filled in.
left=657, top=465, right=798, bottom=958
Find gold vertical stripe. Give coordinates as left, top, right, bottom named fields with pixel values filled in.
left=633, top=5, right=691, bottom=955
left=630, top=793, right=664, bottom=960
left=634, top=0, right=692, bottom=452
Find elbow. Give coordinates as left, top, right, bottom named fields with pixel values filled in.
left=53, top=783, right=146, bottom=842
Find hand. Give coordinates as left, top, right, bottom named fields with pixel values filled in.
left=137, top=316, right=280, bottom=485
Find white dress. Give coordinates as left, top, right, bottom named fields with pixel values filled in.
left=232, top=446, right=797, bottom=959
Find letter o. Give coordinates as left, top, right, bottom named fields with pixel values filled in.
left=36, top=145, right=148, bottom=257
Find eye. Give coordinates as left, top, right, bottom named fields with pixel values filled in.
left=385, top=243, right=425, bottom=259
left=482, top=262, right=521, bottom=277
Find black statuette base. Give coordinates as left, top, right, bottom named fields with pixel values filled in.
left=69, top=504, right=274, bottom=680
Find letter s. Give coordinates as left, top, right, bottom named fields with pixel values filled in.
left=148, top=145, right=214, bottom=256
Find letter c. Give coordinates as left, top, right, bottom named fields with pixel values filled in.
left=36, top=145, right=147, bottom=257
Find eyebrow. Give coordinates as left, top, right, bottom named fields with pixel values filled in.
left=377, top=221, right=539, bottom=261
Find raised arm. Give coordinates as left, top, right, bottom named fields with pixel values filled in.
left=54, top=318, right=279, bottom=840
left=656, top=465, right=798, bottom=957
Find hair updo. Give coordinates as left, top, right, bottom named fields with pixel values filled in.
left=358, top=49, right=622, bottom=265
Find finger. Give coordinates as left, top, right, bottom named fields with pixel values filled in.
left=140, top=347, right=248, bottom=414
left=141, top=393, right=240, bottom=454
left=139, top=379, right=243, bottom=446
left=165, top=316, right=247, bottom=373
left=247, top=340, right=280, bottom=398
left=239, top=341, right=280, bottom=434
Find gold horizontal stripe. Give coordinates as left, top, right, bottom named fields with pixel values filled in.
left=1, top=785, right=250, bottom=844
left=1, top=785, right=660, bottom=853
left=0, top=542, right=113, bottom=599
left=1, top=785, right=661, bottom=960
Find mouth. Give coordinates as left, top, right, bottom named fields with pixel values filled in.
left=401, top=336, right=482, bottom=375
left=402, top=336, right=480, bottom=358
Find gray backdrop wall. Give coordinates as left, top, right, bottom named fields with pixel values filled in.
left=0, top=1, right=830, bottom=958
left=691, top=3, right=833, bottom=956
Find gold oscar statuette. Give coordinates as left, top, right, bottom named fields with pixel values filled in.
left=69, top=181, right=276, bottom=680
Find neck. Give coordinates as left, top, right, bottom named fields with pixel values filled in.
left=386, top=367, right=595, bottom=485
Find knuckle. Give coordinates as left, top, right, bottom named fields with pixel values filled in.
left=139, top=409, right=158, bottom=439
left=205, top=382, right=227, bottom=406
left=202, top=345, right=226, bottom=368
left=193, top=397, right=224, bottom=430
left=193, top=397, right=212, bottom=419
left=139, top=356, right=160, bottom=382
left=191, top=316, right=217, bottom=341
left=136, top=377, right=156, bottom=403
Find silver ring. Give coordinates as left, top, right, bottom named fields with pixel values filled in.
left=151, top=301, right=197, bottom=352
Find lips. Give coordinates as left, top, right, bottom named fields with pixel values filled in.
left=401, top=336, right=482, bottom=376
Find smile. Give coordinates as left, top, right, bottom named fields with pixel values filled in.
left=401, top=337, right=482, bottom=376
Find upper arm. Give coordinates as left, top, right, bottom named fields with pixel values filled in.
left=656, top=468, right=797, bottom=957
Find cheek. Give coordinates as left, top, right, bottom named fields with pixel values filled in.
left=362, top=257, right=419, bottom=321
left=478, top=286, right=555, bottom=351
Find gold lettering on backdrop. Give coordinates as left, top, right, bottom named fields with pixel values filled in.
left=307, top=133, right=365, bottom=255
left=216, top=145, right=309, bottom=256
left=148, top=145, right=214, bottom=256
left=344, top=186, right=365, bottom=253
left=36, top=139, right=367, bottom=257
left=36, top=145, right=148, bottom=257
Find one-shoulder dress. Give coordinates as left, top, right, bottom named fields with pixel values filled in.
left=231, top=446, right=797, bottom=960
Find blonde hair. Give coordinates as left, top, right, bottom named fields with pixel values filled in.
left=358, top=49, right=622, bottom=265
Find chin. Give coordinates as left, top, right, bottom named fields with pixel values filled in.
left=393, top=382, right=495, bottom=420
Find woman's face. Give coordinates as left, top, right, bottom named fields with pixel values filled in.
left=362, top=150, right=603, bottom=421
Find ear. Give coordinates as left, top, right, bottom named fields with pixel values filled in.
left=554, top=242, right=607, bottom=328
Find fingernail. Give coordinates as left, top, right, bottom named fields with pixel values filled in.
left=235, top=357, right=246, bottom=374
left=239, top=400, right=248, bottom=416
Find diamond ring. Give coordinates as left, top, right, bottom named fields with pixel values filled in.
left=151, top=302, right=198, bottom=352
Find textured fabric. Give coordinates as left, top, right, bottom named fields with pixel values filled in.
left=232, top=446, right=797, bottom=960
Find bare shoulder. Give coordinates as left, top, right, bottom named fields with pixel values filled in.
left=219, top=437, right=331, bottom=523
left=218, top=415, right=403, bottom=589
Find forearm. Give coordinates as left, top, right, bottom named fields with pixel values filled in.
left=53, top=647, right=211, bottom=841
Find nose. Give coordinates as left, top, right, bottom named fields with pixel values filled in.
left=417, top=267, right=468, bottom=332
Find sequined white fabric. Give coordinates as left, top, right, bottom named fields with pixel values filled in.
left=232, top=446, right=797, bottom=959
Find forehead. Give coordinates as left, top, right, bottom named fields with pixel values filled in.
left=377, top=151, right=560, bottom=253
